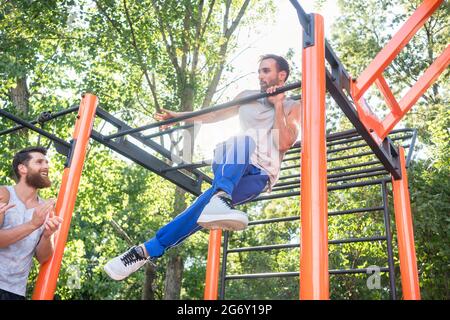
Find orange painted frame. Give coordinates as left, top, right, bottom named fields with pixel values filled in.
left=352, top=0, right=443, bottom=100
left=350, top=0, right=445, bottom=139
left=392, top=147, right=421, bottom=300
left=300, top=14, right=329, bottom=300
left=32, top=94, right=98, bottom=300
left=204, top=229, right=222, bottom=300
left=380, top=44, right=450, bottom=139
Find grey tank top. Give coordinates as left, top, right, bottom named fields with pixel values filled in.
left=238, top=90, right=298, bottom=190
left=0, top=186, right=44, bottom=297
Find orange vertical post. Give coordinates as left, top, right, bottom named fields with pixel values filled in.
left=204, top=229, right=222, bottom=300
left=300, top=14, right=329, bottom=300
left=392, top=147, right=421, bottom=300
left=32, top=94, right=98, bottom=300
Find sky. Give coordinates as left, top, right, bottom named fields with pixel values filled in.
left=193, top=0, right=341, bottom=159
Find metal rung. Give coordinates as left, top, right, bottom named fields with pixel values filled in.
left=227, top=236, right=387, bottom=253
left=247, top=206, right=385, bottom=226
left=224, top=267, right=390, bottom=280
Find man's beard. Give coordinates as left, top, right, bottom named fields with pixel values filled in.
left=260, top=79, right=279, bottom=92
left=25, top=171, right=52, bottom=189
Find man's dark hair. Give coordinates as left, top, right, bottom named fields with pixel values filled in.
left=12, top=146, right=47, bottom=181
left=260, top=54, right=290, bottom=81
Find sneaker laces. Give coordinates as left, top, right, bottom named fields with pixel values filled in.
left=120, top=247, right=146, bottom=267
left=218, top=195, right=234, bottom=210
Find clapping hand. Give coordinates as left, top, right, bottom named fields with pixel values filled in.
left=41, top=201, right=63, bottom=238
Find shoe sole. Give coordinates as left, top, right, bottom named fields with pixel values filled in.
left=104, top=264, right=127, bottom=281
left=197, top=215, right=248, bottom=231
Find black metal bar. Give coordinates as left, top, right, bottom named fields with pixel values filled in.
left=327, top=129, right=359, bottom=141
left=226, top=236, right=386, bottom=254
left=285, top=134, right=412, bottom=162
left=274, top=170, right=389, bottom=192
left=329, top=267, right=390, bottom=275
left=225, top=271, right=299, bottom=280
left=405, top=129, right=417, bottom=167
left=382, top=181, right=397, bottom=300
left=219, top=231, right=229, bottom=300
left=328, top=170, right=388, bottom=184
left=160, top=160, right=212, bottom=173
left=250, top=178, right=391, bottom=202
left=185, top=148, right=381, bottom=172
left=328, top=166, right=386, bottom=179
left=328, top=160, right=380, bottom=173
left=329, top=235, right=387, bottom=245
left=0, top=108, right=71, bottom=149
left=104, top=81, right=301, bottom=140
left=160, top=133, right=410, bottom=173
left=285, top=128, right=413, bottom=157
left=325, top=40, right=353, bottom=95
left=325, top=70, right=401, bottom=179
left=328, top=150, right=376, bottom=162
left=280, top=163, right=300, bottom=171
left=328, top=142, right=372, bottom=154
left=272, top=170, right=389, bottom=192
left=290, top=0, right=402, bottom=178
left=96, top=107, right=213, bottom=185
left=142, top=123, right=194, bottom=140
left=289, top=0, right=310, bottom=31
left=0, top=105, right=79, bottom=137
left=246, top=206, right=384, bottom=227
left=329, top=134, right=413, bottom=155
left=224, top=267, right=390, bottom=280
left=227, top=243, right=298, bottom=253
left=91, top=131, right=204, bottom=196
left=277, top=173, right=299, bottom=181
left=328, top=206, right=384, bottom=216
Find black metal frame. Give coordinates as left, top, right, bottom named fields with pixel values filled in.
left=218, top=127, right=416, bottom=300
left=219, top=179, right=398, bottom=299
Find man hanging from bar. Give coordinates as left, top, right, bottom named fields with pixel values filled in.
left=104, top=54, right=301, bottom=281
left=0, top=147, right=63, bottom=300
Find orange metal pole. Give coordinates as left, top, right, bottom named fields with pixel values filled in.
left=392, top=147, right=421, bottom=300
left=300, top=13, right=329, bottom=300
left=32, top=94, right=98, bottom=300
left=352, top=0, right=443, bottom=100
left=375, top=76, right=402, bottom=116
left=204, top=229, right=222, bottom=300
left=380, top=44, right=450, bottom=139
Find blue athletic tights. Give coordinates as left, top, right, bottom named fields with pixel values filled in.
left=144, top=135, right=269, bottom=258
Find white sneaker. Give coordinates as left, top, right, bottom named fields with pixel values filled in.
left=197, top=193, right=248, bottom=231
left=104, top=246, right=149, bottom=281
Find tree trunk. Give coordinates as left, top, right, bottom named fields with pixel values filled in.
left=8, top=76, right=30, bottom=116
left=163, top=183, right=188, bottom=300
left=164, top=248, right=184, bottom=300
left=163, top=82, right=195, bottom=299
left=142, top=263, right=158, bottom=300
left=7, top=76, right=30, bottom=154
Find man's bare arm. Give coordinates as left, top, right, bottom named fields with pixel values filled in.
left=272, top=101, right=301, bottom=153
left=0, top=199, right=54, bottom=248
left=0, top=187, right=10, bottom=227
left=154, top=91, right=246, bottom=127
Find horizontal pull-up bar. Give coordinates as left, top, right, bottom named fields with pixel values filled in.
left=0, top=105, right=79, bottom=137
left=104, top=81, right=301, bottom=140
left=0, top=108, right=71, bottom=149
